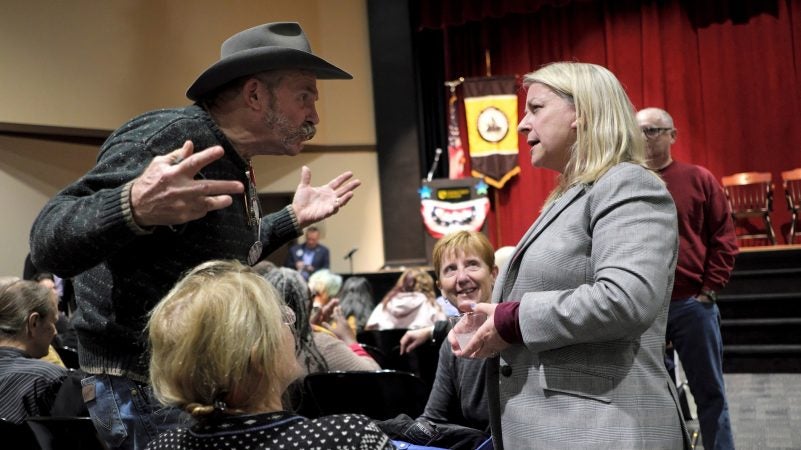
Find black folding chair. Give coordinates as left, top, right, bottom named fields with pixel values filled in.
left=356, top=329, right=440, bottom=393
left=0, top=418, right=39, bottom=450
left=301, top=370, right=429, bottom=420
left=26, top=416, right=108, bottom=450
left=53, top=346, right=79, bottom=370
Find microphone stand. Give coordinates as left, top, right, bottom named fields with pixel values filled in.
left=426, top=148, right=443, bottom=182
left=343, top=248, right=358, bottom=274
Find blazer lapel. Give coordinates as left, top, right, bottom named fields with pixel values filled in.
left=499, top=184, right=588, bottom=301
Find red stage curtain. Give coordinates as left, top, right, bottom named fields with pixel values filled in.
left=419, top=0, right=801, bottom=246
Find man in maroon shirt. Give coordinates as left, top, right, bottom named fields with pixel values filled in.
left=637, top=107, right=738, bottom=450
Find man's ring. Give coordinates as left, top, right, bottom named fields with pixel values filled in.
left=334, top=198, right=340, bottom=207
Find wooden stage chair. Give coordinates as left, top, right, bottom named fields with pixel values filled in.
left=721, top=171, right=777, bottom=246
left=781, top=168, right=801, bottom=244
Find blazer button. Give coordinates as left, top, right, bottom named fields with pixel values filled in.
left=500, top=365, right=512, bottom=377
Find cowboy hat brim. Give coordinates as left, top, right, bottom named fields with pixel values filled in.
left=186, top=47, right=352, bottom=101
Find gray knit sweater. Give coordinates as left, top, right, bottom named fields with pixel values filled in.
left=29, top=105, right=300, bottom=381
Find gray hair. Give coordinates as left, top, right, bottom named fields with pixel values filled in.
left=337, top=276, right=374, bottom=333
left=0, top=279, right=56, bottom=337
left=264, top=268, right=328, bottom=373
left=307, top=269, right=342, bottom=298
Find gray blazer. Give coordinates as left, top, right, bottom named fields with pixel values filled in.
left=488, top=163, right=689, bottom=449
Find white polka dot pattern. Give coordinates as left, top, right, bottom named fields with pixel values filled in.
left=143, top=412, right=394, bottom=450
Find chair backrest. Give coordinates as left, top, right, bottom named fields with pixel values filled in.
left=53, top=346, right=79, bottom=370
left=721, top=171, right=774, bottom=214
left=0, top=418, right=39, bottom=450
left=356, top=329, right=440, bottom=391
left=358, top=343, right=387, bottom=367
left=26, top=416, right=108, bottom=450
left=302, top=370, right=429, bottom=420
left=782, top=168, right=801, bottom=210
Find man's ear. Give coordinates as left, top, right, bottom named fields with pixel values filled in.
left=243, top=78, right=264, bottom=109
left=26, top=312, right=40, bottom=336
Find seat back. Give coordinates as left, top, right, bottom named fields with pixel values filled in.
left=721, top=171, right=774, bottom=214
left=781, top=168, right=801, bottom=244
left=302, top=370, right=429, bottom=420
left=0, top=418, right=39, bottom=450
left=26, top=416, right=108, bottom=450
left=721, top=171, right=776, bottom=245
left=356, top=329, right=440, bottom=392
left=358, top=343, right=387, bottom=367
left=53, top=346, right=79, bottom=370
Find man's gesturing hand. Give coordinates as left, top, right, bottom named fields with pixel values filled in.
left=131, top=141, right=245, bottom=227
left=291, top=166, right=361, bottom=228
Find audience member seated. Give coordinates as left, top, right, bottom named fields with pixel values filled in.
left=251, top=259, right=277, bottom=276
left=308, top=269, right=342, bottom=310
left=33, top=272, right=79, bottom=350
left=337, top=276, right=376, bottom=334
left=398, top=245, right=514, bottom=356
left=146, top=260, right=393, bottom=450
left=366, top=268, right=445, bottom=331
left=379, top=231, right=497, bottom=450
left=0, top=277, right=77, bottom=423
left=265, top=268, right=380, bottom=374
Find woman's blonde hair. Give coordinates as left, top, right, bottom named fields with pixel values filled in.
left=148, top=260, right=289, bottom=417
left=523, top=62, right=647, bottom=205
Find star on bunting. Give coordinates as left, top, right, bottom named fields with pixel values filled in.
left=475, top=180, right=489, bottom=196
left=418, top=185, right=433, bottom=199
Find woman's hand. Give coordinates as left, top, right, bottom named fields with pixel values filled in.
left=399, top=326, right=433, bottom=354
left=310, top=298, right=339, bottom=326
left=450, top=303, right=510, bottom=359
left=320, top=305, right=357, bottom=345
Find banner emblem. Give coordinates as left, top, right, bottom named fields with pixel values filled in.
left=477, top=106, right=509, bottom=143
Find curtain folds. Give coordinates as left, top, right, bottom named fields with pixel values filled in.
left=417, top=0, right=801, bottom=246
left=416, top=0, right=578, bottom=30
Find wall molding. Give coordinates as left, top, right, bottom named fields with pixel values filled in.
left=0, top=122, right=374, bottom=153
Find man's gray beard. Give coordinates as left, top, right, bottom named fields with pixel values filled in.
left=265, top=109, right=316, bottom=146
left=299, top=122, right=316, bottom=141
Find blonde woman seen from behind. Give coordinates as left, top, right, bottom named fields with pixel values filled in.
left=146, top=260, right=393, bottom=450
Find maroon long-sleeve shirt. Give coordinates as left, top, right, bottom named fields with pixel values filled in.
left=660, top=160, right=738, bottom=300
left=495, top=160, right=740, bottom=343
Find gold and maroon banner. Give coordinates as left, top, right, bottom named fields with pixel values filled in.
left=463, top=76, right=520, bottom=189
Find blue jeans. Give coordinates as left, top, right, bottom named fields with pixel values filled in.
left=665, top=297, right=734, bottom=450
left=81, top=374, right=190, bottom=450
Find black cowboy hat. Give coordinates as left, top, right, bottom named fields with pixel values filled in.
left=186, top=22, right=351, bottom=101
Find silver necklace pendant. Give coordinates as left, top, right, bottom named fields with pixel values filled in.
left=248, top=240, right=263, bottom=265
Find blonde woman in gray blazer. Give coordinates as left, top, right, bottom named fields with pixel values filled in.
left=451, top=62, right=689, bottom=449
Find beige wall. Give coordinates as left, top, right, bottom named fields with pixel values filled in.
left=0, top=0, right=384, bottom=277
